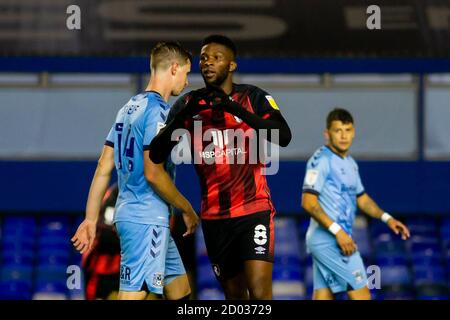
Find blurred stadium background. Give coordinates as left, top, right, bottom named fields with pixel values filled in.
left=1, top=0, right=450, bottom=300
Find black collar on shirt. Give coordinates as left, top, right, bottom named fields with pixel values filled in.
left=325, top=145, right=347, bottom=159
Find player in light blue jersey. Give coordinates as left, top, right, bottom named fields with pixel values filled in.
left=72, top=42, right=199, bottom=300
left=301, top=108, right=410, bottom=300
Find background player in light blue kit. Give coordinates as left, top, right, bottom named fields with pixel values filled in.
left=72, top=42, right=199, bottom=300
left=301, top=108, right=411, bottom=300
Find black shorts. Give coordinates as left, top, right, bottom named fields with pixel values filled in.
left=201, top=210, right=275, bottom=281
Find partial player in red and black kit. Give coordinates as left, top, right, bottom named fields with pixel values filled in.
left=149, top=35, right=292, bottom=300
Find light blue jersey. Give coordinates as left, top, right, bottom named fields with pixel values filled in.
left=105, top=91, right=174, bottom=226
left=303, top=146, right=365, bottom=246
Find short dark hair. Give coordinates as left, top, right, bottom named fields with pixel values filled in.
left=201, top=34, right=237, bottom=58
left=326, top=108, right=354, bottom=129
left=150, top=41, right=192, bottom=71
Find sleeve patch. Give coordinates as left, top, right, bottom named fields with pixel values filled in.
left=265, top=95, right=279, bottom=110
left=305, top=169, right=319, bottom=186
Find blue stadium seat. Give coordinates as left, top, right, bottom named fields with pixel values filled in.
left=380, top=265, right=412, bottom=286
left=416, top=284, right=449, bottom=300
left=33, top=280, right=68, bottom=300
left=377, top=285, right=415, bottom=300
left=376, top=255, right=409, bottom=268
left=197, top=288, right=225, bottom=300
left=38, top=238, right=70, bottom=252
left=374, top=240, right=406, bottom=257
left=352, top=231, right=371, bottom=258
left=196, top=263, right=218, bottom=290
left=407, top=218, right=438, bottom=235
left=196, top=254, right=212, bottom=267
left=276, top=240, right=301, bottom=256
left=2, top=216, right=37, bottom=229
left=0, top=265, right=33, bottom=282
left=2, top=234, right=35, bottom=251
left=1, top=250, right=34, bottom=266
left=273, top=280, right=306, bottom=300
left=0, top=280, right=32, bottom=300
left=370, top=221, right=390, bottom=237
left=275, top=218, right=299, bottom=240
left=273, top=264, right=306, bottom=300
left=413, top=266, right=447, bottom=286
left=35, top=265, right=68, bottom=284
left=37, top=249, right=70, bottom=266
left=273, top=264, right=302, bottom=282
left=412, top=255, right=442, bottom=268
left=274, top=254, right=301, bottom=267
left=304, top=265, right=314, bottom=297
left=298, top=219, right=310, bottom=237
left=195, top=230, right=208, bottom=258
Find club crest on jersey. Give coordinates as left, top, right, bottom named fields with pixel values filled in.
left=353, top=270, right=364, bottom=283
left=212, top=264, right=220, bottom=277
left=152, top=272, right=164, bottom=288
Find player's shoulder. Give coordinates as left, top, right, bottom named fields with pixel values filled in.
left=347, top=154, right=359, bottom=169
left=307, top=146, right=332, bottom=168
left=143, top=91, right=170, bottom=111
left=234, top=83, right=269, bottom=96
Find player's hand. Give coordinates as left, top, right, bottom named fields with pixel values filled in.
left=387, top=218, right=410, bottom=240
left=205, top=86, right=242, bottom=112
left=180, top=89, right=213, bottom=119
left=71, top=219, right=96, bottom=254
left=335, top=229, right=357, bottom=256
left=181, top=207, right=200, bottom=237
left=205, top=85, right=231, bottom=106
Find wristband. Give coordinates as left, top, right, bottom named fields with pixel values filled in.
left=381, top=212, right=393, bottom=223
left=328, top=222, right=342, bottom=235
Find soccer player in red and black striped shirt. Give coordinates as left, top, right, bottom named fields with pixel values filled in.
left=149, top=35, right=292, bottom=300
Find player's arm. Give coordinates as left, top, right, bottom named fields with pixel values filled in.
left=149, top=91, right=209, bottom=164
left=72, top=145, right=115, bottom=254
left=302, top=192, right=357, bottom=256
left=221, top=104, right=291, bottom=147
left=208, top=88, right=292, bottom=147
left=357, top=193, right=410, bottom=240
left=144, top=150, right=199, bottom=237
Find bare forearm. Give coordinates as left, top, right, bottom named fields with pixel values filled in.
left=304, top=201, right=335, bottom=229
left=85, top=169, right=112, bottom=222
left=358, top=195, right=384, bottom=219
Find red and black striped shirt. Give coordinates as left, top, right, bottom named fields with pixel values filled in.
left=169, top=84, right=279, bottom=220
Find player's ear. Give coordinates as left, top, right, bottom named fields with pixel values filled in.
left=323, top=129, right=329, bottom=142
left=171, top=62, right=179, bottom=76
left=229, top=61, right=237, bottom=72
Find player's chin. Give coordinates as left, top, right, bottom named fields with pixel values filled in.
left=202, top=75, right=218, bottom=86
left=172, top=88, right=183, bottom=96
left=338, top=143, right=351, bottom=151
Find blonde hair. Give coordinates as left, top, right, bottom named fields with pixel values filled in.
left=150, top=41, right=192, bottom=71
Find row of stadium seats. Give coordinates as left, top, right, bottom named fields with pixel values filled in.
left=1, top=214, right=449, bottom=299
left=0, top=216, right=84, bottom=300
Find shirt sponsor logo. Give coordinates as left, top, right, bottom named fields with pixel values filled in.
left=255, top=246, right=266, bottom=254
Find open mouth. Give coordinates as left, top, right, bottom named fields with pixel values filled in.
left=203, top=70, right=216, bottom=78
